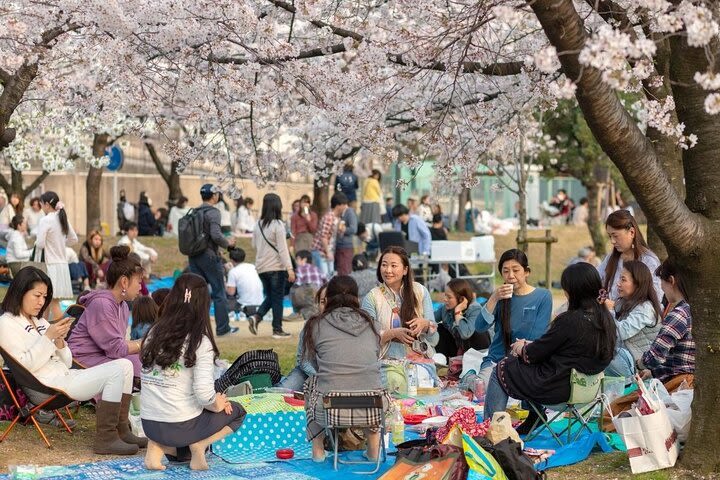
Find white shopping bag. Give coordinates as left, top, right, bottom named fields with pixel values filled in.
left=647, top=379, right=693, bottom=443
left=609, top=378, right=679, bottom=474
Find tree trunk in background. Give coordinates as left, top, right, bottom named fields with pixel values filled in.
left=584, top=182, right=606, bottom=256
left=146, top=142, right=184, bottom=206
left=457, top=187, right=470, bottom=232
left=86, top=134, right=109, bottom=235
left=312, top=173, right=330, bottom=214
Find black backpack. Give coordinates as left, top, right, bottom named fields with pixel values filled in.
left=214, top=349, right=281, bottom=393
left=178, top=207, right=208, bottom=256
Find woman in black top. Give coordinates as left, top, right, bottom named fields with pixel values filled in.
left=484, top=262, right=617, bottom=431
left=429, top=213, right=448, bottom=241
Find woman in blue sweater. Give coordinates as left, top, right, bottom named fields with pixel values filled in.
left=473, top=249, right=553, bottom=384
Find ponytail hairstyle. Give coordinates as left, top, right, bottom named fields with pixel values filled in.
left=616, top=260, right=661, bottom=324
left=376, top=246, right=418, bottom=326
left=10, top=214, right=24, bottom=230
left=561, top=263, right=616, bottom=362
left=40, top=191, right=68, bottom=236
left=302, top=275, right=379, bottom=360
left=497, top=249, right=530, bottom=351
left=603, top=210, right=651, bottom=293
left=106, top=245, right=144, bottom=287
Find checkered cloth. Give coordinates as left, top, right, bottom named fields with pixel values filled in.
left=303, top=375, right=389, bottom=440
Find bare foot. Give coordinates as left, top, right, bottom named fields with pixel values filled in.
left=189, top=445, right=209, bottom=470
left=144, top=441, right=167, bottom=471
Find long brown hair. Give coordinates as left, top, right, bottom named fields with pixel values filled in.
left=498, top=249, right=530, bottom=350
left=84, top=230, right=107, bottom=263
left=446, top=278, right=475, bottom=311
left=604, top=210, right=651, bottom=293
left=616, top=260, right=661, bottom=324
left=302, top=276, right=379, bottom=359
left=376, top=246, right=418, bottom=326
left=141, top=273, right=219, bottom=369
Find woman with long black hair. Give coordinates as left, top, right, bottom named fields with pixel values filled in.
left=483, top=263, right=617, bottom=431
left=474, top=249, right=552, bottom=383
left=249, top=193, right=296, bottom=338
left=35, top=191, right=77, bottom=320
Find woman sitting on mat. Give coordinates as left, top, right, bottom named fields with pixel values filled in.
left=474, top=249, right=553, bottom=384
left=361, top=246, right=438, bottom=361
left=434, top=278, right=491, bottom=359
left=0, top=266, right=144, bottom=455
left=68, top=246, right=145, bottom=378
left=304, top=275, right=385, bottom=463
left=483, top=263, right=617, bottom=432
left=603, top=260, right=662, bottom=379
left=141, top=273, right=246, bottom=471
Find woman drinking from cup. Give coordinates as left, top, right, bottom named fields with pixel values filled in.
left=474, top=249, right=553, bottom=384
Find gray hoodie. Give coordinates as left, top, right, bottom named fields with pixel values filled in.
left=310, top=306, right=382, bottom=393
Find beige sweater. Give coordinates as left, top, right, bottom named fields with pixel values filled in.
left=252, top=220, right=293, bottom=274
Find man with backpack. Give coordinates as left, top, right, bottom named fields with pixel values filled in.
left=179, top=184, right=237, bottom=336
left=334, top=163, right=359, bottom=209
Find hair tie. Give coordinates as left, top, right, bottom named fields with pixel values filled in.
left=184, top=288, right=192, bottom=303
left=597, top=288, right=608, bottom=304
left=55, top=201, right=64, bottom=211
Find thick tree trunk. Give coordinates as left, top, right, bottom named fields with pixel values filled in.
left=515, top=187, right=528, bottom=252
left=313, top=181, right=329, bottom=214
left=532, top=0, right=718, bottom=470
left=86, top=134, right=109, bottom=235
left=458, top=188, right=470, bottom=232
left=584, top=181, right=606, bottom=256
left=666, top=34, right=720, bottom=471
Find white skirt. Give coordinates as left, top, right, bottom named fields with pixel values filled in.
left=46, top=263, right=74, bottom=299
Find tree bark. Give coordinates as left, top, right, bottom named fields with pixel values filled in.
left=146, top=142, right=184, bottom=206
left=86, top=134, right=110, bottom=235
left=584, top=181, right=606, bottom=256
left=532, top=0, right=719, bottom=470
left=458, top=188, right=470, bottom=232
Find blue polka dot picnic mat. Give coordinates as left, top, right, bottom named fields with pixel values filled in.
left=212, top=411, right=313, bottom=463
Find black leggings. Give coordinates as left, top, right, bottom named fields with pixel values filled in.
left=435, top=323, right=491, bottom=358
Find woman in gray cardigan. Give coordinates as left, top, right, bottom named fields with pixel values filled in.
left=302, top=275, right=385, bottom=463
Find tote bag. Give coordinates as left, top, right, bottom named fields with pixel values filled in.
left=610, top=378, right=680, bottom=474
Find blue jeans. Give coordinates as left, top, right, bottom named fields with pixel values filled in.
left=189, top=250, right=230, bottom=335
left=311, top=250, right=333, bottom=278
left=606, top=347, right=636, bottom=380
left=483, top=368, right=509, bottom=421
left=278, top=367, right=309, bottom=391
left=258, top=270, right=287, bottom=332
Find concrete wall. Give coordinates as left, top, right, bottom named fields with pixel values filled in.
left=20, top=171, right=314, bottom=235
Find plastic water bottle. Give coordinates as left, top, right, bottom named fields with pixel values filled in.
left=407, top=364, right=418, bottom=396
left=460, top=373, right=485, bottom=402
left=391, top=406, right=405, bottom=445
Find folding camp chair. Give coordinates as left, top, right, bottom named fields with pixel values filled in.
left=0, top=347, right=75, bottom=448
left=323, top=391, right=387, bottom=474
left=523, top=369, right=604, bottom=447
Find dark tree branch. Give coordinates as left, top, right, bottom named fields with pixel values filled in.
left=0, top=67, right=9, bottom=86
left=389, top=54, right=524, bottom=75
left=145, top=142, right=170, bottom=183
left=0, top=172, right=11, bottom=194
left=22, top=170, right=50, bottom=197
left=531, top=0, right=703, bottom=256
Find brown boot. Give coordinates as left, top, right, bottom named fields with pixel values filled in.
left=94, top=400, right=139, bottom=455
left=118, top=394, right=148, bottom=448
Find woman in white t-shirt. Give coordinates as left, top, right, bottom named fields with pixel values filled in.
left=6, top=214, right=33, bottom=263
left=35, top=191, right=78, bottom=320
left=166, top=196, right=190, bottom=237
left=141, top=273, right=246, bottom=471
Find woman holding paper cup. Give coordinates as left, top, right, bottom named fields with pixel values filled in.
left=472, top=249, right=553, bottom=384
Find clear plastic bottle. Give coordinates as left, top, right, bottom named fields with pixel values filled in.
left=460, top=372, right=485, bottom=402
left=407, top=364, right=418, bottom=396
left=391, top=405, right=405, bottom=445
